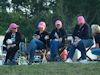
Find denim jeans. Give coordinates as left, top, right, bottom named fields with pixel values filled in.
left=67, top=39, right=93, bottom=60
left=50, top=40, right=61, bottom=61
left=91, top=48, right=100, bottom=56
left=27, top=38, right=45, bottom=63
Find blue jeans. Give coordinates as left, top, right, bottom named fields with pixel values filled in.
left=91, top=48, right=100, bottom=56
left=67, top=39, right=93, bottom=60
left=50, top=40, right=61, bottom=61
left=27, top=38, right=45, bottom=63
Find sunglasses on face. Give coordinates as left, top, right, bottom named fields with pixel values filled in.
left=12, top=28, right=17, bottom=29
left=56, top=24, right=60, bottom=26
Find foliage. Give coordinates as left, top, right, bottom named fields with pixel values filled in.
left=0, top=0, right=100, bottom=40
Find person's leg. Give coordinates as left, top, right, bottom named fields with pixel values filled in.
left=82, top=39, right=93, bottom=48
left=67, top=44, right=76, bottom=59
left=27, top=39, right=45, bottom=64
left=27, top=39, right=37, bottom=64
left=78, top=39, right=93, bottom=60
left=65, top=44, right=76, bottom=63
left=50, top=40, right=60, bottom=61
left=91, top=48, right=100, bottom=56
left=4, top=52, right=10, bottom=64
left=12, top=50, right=19, bottom=64
left=9, top=48, right=18, bottom=64
left=77, top=40, right=86, bottom=60
left=36, top=40, right=46, bottom=50
left=4, top=49, right=11, bottom=63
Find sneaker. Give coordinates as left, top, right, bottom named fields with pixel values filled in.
left=79, top=59, right=88, bottom=64
left=65, top=58, right=73, bottom=63
left=28, top=61, right=33, bottom=65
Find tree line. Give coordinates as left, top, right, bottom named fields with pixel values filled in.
left=0, top=0, right=100, bottom=41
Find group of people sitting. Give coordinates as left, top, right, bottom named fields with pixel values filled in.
left=2, top=15, right=100, bottom=65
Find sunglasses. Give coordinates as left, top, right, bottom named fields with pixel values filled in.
left=12, top=28, right=17, bottom=29
left=56, top=24, right=60, bottom=25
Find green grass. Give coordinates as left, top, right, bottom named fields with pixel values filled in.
left=0, top=62, right=100, bottom=75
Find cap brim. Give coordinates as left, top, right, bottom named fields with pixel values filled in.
left=16, top=25, right=19, bottom=27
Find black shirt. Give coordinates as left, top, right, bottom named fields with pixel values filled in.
left=3, top=32, right=21, bottom=50
left=73, top=23, right=93, bottom=39
left=50, top=28, right=67, bottom=40
left=34, top=31, right=49, bottom=44
left=50, top=28, right=67, bottom=47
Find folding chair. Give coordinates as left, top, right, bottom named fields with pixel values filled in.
left=77, top=43, right=94, bottom=61
left=86, top=45, right=94, bottom=61
left=33, top=48, right=48, bottom=63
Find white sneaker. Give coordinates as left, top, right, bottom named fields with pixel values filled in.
left=79, top=59, right=88, bottom=64
left=65, top=58, right=73, bottom=63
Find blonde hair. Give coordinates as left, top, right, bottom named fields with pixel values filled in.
left=91, top=24, right=100, bottom=35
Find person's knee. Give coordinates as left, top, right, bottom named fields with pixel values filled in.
left=78, top=41, right=84, bottom=46
left=28, top=39, right=37, bottom=48
left=50, top=40, right=56, bottom=45
left=92, top=48, right=100, bottom=53
left=77, top=41, right=85, bottom=51
left=31, top=39, right=37, bottom=43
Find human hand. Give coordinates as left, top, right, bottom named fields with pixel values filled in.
left=73, top=36, right=81, bottom=46
left=59, top=38, right=62, bottom=42
left=7, top=44, right=16, bottom=49
left=33, top=34, right=40, bottom=39
left=74, top=36, right=81, bottom=42
left=44, top=35, right=49, bottom=40
left=11, top=44, right=16, bottom=47
left=7, top=45, right=11, bottom=49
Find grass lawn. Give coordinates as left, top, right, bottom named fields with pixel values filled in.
left=0, top=62, right=100, bottom=75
